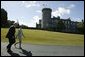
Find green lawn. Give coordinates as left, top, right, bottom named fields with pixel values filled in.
left=1, top=28, right=84, bottom=46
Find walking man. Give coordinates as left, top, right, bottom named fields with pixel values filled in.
left=6, top=23, right=16, bottom=53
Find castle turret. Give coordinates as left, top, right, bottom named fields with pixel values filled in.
left=41, top=8, right=52, bottom=29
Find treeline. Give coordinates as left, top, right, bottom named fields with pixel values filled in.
left=76, top=20, right=84, bottom=34
left=1, top=8, right=84, bottom=34
left=1, top=8, right=28, bottom=29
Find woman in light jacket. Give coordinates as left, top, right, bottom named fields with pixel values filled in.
left=14, top=26, right=24, bottom=49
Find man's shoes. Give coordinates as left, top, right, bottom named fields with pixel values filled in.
left=7, top=49, right=13, bottom=53
left=19, top=47, right=22, bottom=49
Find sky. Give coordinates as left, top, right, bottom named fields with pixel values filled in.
left=1, top=1, right=84, bottom=27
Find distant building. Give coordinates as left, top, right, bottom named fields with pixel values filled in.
left=36, top=8, right=77, bottom=32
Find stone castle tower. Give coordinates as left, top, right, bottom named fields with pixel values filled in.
left=41, top=8, right=52, bottom=29
left=36, top=8, right=77, bottom=33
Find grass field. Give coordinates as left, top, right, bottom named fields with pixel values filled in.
left=1, top=28, right=84, bottom=46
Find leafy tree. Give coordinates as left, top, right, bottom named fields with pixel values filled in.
left=57, top=16, right=60, bottom=19
left=7, top=20, right=15, bottom=27
left=57, top=20, right=65, bottom=32
left=1, top=8, right=8, bottom=27
left=77, top=20, right=84, bottom=34
left=20, top=24, right=29, bottom=29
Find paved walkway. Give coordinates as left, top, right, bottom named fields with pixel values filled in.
left=1, top=42, right=84, bottom=56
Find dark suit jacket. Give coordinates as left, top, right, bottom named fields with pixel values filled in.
left=6, top=25, right=15, bottom=38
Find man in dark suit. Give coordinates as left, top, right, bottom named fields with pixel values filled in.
left=6, top=23, right=16, bottom=52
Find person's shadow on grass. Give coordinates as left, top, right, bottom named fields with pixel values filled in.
left=7, top=51, right=20, bottom=56
left=20, top=48, right=32, bottom=56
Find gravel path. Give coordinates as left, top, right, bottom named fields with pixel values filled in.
left=1, top=42, right=84, bottom=56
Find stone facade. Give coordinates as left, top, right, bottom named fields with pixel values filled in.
left=36, top=8, right=77, bottom=32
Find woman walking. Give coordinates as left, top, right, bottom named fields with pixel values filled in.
left=14, top=26, right=24, bottom=49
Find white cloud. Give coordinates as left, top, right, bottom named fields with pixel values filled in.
left=26, top=5, right=32, bottom=8
left=22, top=1, right=25, bottom=3
left=27, top=16, right=41, bottom=27
left=52, top=10, right=61, bottom=17
left=33, top=16, right=41, bottom=24
left=52, top=4, right=75, bottom=17
left=22, top=1, right=40, bottom=8
left=68, top=4, right=75, bottom=9
left=72, top=18, right=82, bottom=22
left=36, top=10, right=41, bottom=13
left=52, top=7, right=70, bottom=17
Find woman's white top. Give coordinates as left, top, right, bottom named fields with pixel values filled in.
left=16, top=28, right=23, bottom=38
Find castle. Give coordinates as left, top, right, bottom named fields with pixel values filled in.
left=36, top=8, right=77, bottom=32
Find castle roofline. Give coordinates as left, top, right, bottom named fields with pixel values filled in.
left=42, top=8, right=52, bottom=12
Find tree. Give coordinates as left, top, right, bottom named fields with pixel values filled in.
left=7, top=20, right=15, bottom=27
left=57, top=20, right=65, bottom=32
left=82, top=19, right=84, bottom=24
left=1, top=8, right=8, bottom=27
left=57, top=16, right=60, bottom=19
left=20, top=24, right=29, bottom=29
left=77, top=20, right=84, bottom=34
